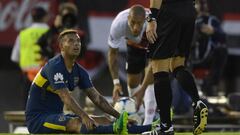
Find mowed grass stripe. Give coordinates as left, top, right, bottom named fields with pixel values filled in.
left=1, top=133, right=240, bottom=135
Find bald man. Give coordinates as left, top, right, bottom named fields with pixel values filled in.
left=107, top=5, right=157, bottom=125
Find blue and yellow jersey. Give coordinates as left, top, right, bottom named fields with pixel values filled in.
left=26, top=54, right=93, bottom=116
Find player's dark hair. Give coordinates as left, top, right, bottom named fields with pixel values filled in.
left=31, top=6, right=47, bottom=22
left=58, top=29, right=79, bottom=44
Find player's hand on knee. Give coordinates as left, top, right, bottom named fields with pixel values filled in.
left=113, top=84, right=123, bottom=103
left=146, top=21, right=158, bottom=43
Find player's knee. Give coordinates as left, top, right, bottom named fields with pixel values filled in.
left=128, top=83, right=139, bottom=89
left=127, top=74, right=142, bottom=88
left=66, top=118, right=81, bottom=133
left=172, top=65, right=185, bottom=78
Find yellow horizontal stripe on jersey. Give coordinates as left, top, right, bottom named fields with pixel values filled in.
left=43, top=122, right=66, bottom=131
left=46, top=85, right=58, bottom=94
left=33, top=71, right=47, bottom=87
left=33, top=71, right=57, bottom=94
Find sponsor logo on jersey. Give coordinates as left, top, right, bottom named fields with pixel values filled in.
left=54, top=73, right=64, bottom=84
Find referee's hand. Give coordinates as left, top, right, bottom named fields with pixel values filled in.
left=146, top=21, right=158, bottom=44
left=112, top=84, right=123, bottom=103
left=131, top=88, right=145, bottom=111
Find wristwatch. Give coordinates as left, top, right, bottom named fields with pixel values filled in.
left=146, top=16, right=156, bottom=22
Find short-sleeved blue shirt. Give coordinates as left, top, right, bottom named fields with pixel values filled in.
left=26, top=55, right=93, bottom=116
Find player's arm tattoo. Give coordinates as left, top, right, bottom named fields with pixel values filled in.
left=85, top=87, right=120, bottom=118
left=57, top=88, right=88, bottom=118
left=108, top=47, right=119, bottom=80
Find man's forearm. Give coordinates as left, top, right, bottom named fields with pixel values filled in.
left=94, top=94, right=120, bottom=118
left=108, top=47, right=119, bottom=81
left=58, top=89, right=87, bottom=118
left=87, top=88, right=120, bottom=119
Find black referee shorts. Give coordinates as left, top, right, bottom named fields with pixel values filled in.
left=148, top=1, right=196, bottom=59
left=126, top=45, right=147, bottom=74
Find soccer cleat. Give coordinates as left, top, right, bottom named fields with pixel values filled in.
left=142, top=123, right=174, bottom=135
left=193, top=100, right=208, bottom=135
left=113, top=111, right=128, bottom=135
left=142, top=129, right=159, bottom=135
left=151, top=118, right=160, bottom=130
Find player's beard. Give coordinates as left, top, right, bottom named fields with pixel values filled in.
left=62, top=50, right=79, bottom=61
left=69, top=52, right=79, bottom=60
left=70, top=47, right=81, bottom=58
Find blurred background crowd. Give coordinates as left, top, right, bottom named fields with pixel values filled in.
left=0, top=0, right=240, bottom=132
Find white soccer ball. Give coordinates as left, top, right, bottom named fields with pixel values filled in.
left=114, top=97, right=136, bottom=113
left=114, top=97, right=142, bottom=125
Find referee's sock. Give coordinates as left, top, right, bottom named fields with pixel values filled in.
left=153, top=72, right=172, bottom=126
left=173, top=66, right=200, bottom=103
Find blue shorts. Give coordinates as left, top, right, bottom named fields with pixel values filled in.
left=26, top=113, right=79, bottom=134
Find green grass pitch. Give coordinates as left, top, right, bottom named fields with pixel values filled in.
left=176, top=133, right=240, bottom=135
left=1, top=133, right=240, bottom=135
